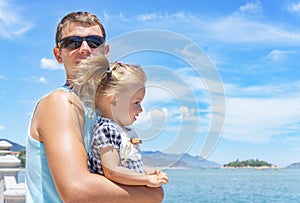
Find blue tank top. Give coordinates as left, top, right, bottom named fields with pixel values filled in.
left=25, top=86, right=99, bottom=202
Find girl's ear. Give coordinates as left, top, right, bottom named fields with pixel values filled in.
left=110, top=99, right=117, bottom=106
left=53, top=47, right=63, bottom=64
left=108, top=95, right=117, bottom=106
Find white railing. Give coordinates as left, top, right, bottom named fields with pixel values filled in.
left=3, top=176, right=25, bottom=203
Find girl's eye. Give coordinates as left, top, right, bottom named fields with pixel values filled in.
left=134, top=101, right=141, bottom=105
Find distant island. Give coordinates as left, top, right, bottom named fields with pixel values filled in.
left=287, top=162, right=300, bottom=168
left=142, top=151, right=220, bottom=169
left=222, top=159, right=279, bottom=169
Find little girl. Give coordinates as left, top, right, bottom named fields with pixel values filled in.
left=74, top=54, right=168, bottom=187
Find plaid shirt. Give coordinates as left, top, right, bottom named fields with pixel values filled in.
left=88, top=117, right=145, bottom=175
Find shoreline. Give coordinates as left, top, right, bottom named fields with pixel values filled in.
left=164, top=166, right=286, bottom=170
left=220, top=165, right=281, bottom=170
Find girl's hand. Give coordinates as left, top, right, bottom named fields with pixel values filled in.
left=146, top=173, right=169, bottom=187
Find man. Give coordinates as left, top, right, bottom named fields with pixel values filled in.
left=26, top=11, right=164, bottom=202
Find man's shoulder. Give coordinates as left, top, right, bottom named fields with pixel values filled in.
left=42, top=89, right=78, bottom=104
left=37, top=89, right=82, bottom=113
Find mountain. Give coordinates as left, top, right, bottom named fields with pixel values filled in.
left=287, top=162, right=300, bottom=168
left=141, top=151, right=220, bottom=169
left=0, top=139, right=25, bottom=151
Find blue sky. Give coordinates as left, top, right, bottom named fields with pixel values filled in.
left=1, top=0, right=300, bottom=167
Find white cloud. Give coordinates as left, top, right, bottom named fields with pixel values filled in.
left=178, top=106, right=203, bottom=122
left=124, top=8, right=300, bottom=45
left=144, top=76, right=212, bottom=112
left=137, top=13, right=158, bottom=21
left=108, top=12, right=132, bottom=22
left=137, top=12, right=186, bottom=22
left=208, top=9, right=300, bottom=45
left=201, top=14, right=300, bottom=45
left=225, top=81, right=300, bottom=98
left=135, top=107, right=167, bottom=125
left=106, top=11, right=183, bottom=22
left=180, top=106, right=191, bottom=116
left=137, top=103, right=198, bottom=125
left=0, top=125, right=4, bottom=130
left=103, top=11, right=111, bottom=22
left=287, top=2, right=300, bottom=14
left=0, top=0, right=33, bottom=38
left=133, top=107, right=168, bottom=139
left=35, top=77, right=47, bottom=84
left=40, top=57, right=63, bottom=70
left=239, top=1, right=263, bottom=14
left=145, top=79, right=193, bottom=104
left=150, top=108, right=168, bottom=120
left=224, top=96, right=300, bottom=143
left=21, top=76, right=48, bottom=84
left=222, top=82, right=300, bottom=144
left=21, top=99, right=35, bottom=105
left=264, top=49, right=295, bottom=62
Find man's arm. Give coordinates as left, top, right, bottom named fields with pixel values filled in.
left=36, top=91, right=164, bottom=202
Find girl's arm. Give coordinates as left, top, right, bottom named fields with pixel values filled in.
left=100, top=146, right=168, bottom=187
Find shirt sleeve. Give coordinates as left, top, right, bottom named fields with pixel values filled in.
left=92, top=122, right=122, bottom=150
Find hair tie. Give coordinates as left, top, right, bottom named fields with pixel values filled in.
left=106, top=62, right=122, bottom=74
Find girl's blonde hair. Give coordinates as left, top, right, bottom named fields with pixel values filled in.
left=73, top=54, right=146, bottom=110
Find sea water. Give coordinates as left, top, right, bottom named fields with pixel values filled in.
left=19, top=168, right=300, bottom=202
left=162, top=168, right=300, bottom=203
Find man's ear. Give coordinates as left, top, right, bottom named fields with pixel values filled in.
left=105, top=44, right=110, bottom=58
left=53, top=47, right=63, bottom=64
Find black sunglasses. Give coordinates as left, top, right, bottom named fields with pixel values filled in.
left=59, top=35, right=105, bottom=50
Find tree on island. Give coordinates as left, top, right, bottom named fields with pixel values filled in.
left=223, top=159, right=272, bottom=167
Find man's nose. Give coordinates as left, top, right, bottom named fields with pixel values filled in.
left=79, top=40, right=92, bottom=55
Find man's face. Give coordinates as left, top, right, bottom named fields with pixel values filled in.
left=54, top=22, right=108, bottom=79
